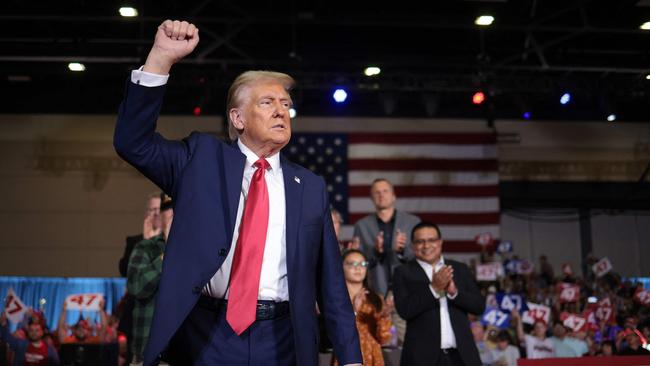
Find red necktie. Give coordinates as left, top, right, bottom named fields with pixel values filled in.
left=226, top=158, right=270, bottom=335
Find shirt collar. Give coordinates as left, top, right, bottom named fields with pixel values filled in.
left=416, top=255, right=445, bottom=271
left=237, top=139, right=281, bottom=173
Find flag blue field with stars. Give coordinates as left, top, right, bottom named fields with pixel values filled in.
left=284, top=133, right=349, bottom=222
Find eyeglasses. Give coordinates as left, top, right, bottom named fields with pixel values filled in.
left=344, top=261, right=369, bottom=268
left=412, top=237, right=441, bottom=246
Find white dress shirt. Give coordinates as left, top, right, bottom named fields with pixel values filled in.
left=417, top=256, right=458, bottom=349
left=202, top=140, right=288, bottom=301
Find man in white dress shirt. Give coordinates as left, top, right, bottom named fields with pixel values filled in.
left=393, top=222, right=485, bottom=366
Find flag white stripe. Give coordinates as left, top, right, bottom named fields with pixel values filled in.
left=349, top=197, right=499, bottom=213
left=340, top=224, right=500, bottom=241
left=349, top=144, right=497, bottom=159
left=348, top=171, right=499, bottom=185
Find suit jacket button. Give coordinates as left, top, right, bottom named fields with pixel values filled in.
left=192, top=286, right=201, bottom=294
left=219, top=249, right=227, bottom=256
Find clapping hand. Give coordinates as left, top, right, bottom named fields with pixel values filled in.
left=374, top=231, right=385, bottom=254
left=393, top=229, right=407, bottom=253
left=432, top=265, right=453, bottom=293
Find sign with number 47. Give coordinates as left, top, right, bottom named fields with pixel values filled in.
left=64, top=293, right=104, bottom=311
left=481, top=307, right=511, bottom=329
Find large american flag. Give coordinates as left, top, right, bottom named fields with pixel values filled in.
left=284, top=132, right=499, bottom=253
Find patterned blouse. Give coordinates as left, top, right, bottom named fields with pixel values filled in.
left=333, top=296, right=393, bottom=366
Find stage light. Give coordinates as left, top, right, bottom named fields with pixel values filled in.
left=560, top=93, right=571, bottom=105
left=68, top=62, right=85, bottom=72
left=472, top=91, right=485, bottom=105
left=640, top=22, right=650, bottom=30
left=289, top=107, right=297, bottom=118
left=119, top=7, right=138, bottom=17
left=523, top=112, right=531, bottom=120
left=607, top=114, right=616, bottom=122
left=193, top=106, right=202, bottom=116
left=475, top=15, right=494, bottom=26
left=646, top=74, right=650, bottom=80
left=364, top=67, right=381, bottom=76
left=333, top=89, right=348, bottom=103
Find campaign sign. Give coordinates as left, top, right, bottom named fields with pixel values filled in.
left=556, top=283, right=580, bottom=303
left=634, top=288, right=650, bottom=307
left=522, top=302, right=551, bottom=325
left=475, top=232, right=493, bottom=246
left=497, top=241, right=513, bottom=254
left=595, top=297, right=615, bottom=324
left=481, top=307, right=511, bottom=329
left=496, top=293, right=529, bottom=313
left=4, top=288, right=27, bottom=324
left=476, top=262, right=502, bottom=281
left=561, top=312, right=588, bottom=332
left=64, top=293, right=104, bottom=311
left=592, top=257, right=613, bottom=278
left=505, top=260, right=534, bottom=275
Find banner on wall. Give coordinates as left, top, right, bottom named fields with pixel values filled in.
left=4, top=288, right=28, bottom=324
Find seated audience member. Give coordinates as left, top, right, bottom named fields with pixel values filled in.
left=549, top=322, right=579, bottom=357
left=598, top=340, right=616, bottom=356
left=511, top=311, right=555, bottom=359
left=1, top=308, right=59, bottom=365
left=491, top=330, right=520, bottom=366
left=127, top=193, right=173, bottom=364
left=332, top=249, right=392, bottom=366
left=618, top=328, right=650, bottom=356
left=57, top=300, right=107, bottom=344
left=471, top=321, right=495, bottom=365
left=564, top=329, right=589, bottom=357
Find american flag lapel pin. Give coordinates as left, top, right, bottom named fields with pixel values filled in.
left=294, top=176, right=301, bottom=184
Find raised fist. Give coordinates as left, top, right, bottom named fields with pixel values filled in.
left=143, top=20, right=200, bottom=74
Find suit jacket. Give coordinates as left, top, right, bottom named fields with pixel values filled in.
left=393, top=259, right=485, bottom=366
left=352, top=211, right=420, bottom=295
left=114, top=81, right=362, bottom=366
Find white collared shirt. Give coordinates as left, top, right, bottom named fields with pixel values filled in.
left=203, top=140, right=288, bottom=301
left=416, top=256, right=458, bottom=349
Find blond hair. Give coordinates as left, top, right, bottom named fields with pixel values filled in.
left=226, top=70, right=295, bottom=140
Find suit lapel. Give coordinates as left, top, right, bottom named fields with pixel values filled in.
left=222, top=143, right=246, bottom=240
left=281, top=155, right=303, bottom=283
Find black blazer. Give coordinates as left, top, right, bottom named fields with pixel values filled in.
left=393, top=259, right=485, bottom=366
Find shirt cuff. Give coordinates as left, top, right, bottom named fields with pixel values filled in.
left=131, top=66, right=169, bottom=87
left=429, top=285, right=444, bottom=299
left=447, top=289, right=458, bottom=300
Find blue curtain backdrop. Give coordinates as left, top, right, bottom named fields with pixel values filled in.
left=0, top=276, right=125, bottom=332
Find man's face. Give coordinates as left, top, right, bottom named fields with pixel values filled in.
left=27, top=323, right=43, bottom=342
left=412, top=227, right=442, bottom=264
left=370, top=180, right=396, bottom=211
left=234, top=81, right=292, bottom=155
left=146, top=197, right=161, bottom=216
left=553, top=324, right=566, bottom=338
left=74, top=325, right=87, bottom=340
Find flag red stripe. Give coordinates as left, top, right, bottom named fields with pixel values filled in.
left=348, top=185, right=499, bottom=197
left=348, top=213, right=500, bottom=225
left=348, top=159, right=498, bottom=171
left=348, top=133, right=497, bottom=144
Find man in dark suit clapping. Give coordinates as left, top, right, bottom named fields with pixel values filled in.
left=393, top=222, right=485, bottom=366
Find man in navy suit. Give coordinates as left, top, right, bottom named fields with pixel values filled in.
left=114, top=19, right=362, bottom=366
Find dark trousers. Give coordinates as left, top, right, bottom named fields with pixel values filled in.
left=165, top=299, right=296, bottom=366
left=437, top=348, right=465, bottom=366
